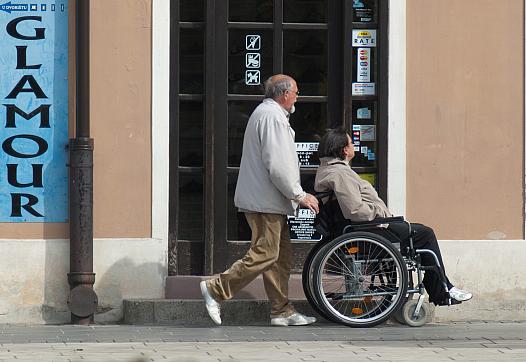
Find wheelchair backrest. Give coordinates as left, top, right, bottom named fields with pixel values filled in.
left=314, top=191, right=349, bottom=239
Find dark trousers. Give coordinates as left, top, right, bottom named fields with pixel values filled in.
left=377, top=223, right=453, bottom=305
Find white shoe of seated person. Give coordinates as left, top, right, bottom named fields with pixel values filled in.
left=200, top=281, right=222, bottom=325
left=270, top=312, right=317, bottom=326
left=449, top=287, right=473, bottom=302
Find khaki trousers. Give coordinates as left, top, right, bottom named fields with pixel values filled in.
left=207, top=212, right=295, bottom=317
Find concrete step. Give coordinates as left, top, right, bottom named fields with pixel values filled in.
left=123, top=299, right=325, bottom=326
left=124, top=274, right=317, bottom=325
left=165, top=274, right=306, bottom=299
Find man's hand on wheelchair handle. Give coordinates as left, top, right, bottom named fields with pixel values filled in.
left=300, top=193, right=320, bottom=214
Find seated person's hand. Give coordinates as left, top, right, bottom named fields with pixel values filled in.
left=300, top=193, right=319, bottom=214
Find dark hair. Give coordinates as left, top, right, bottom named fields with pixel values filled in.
left=318, top=128, right=350, bottom=160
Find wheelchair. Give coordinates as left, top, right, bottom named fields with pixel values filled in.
left=302, top=191, right=452, bottom=328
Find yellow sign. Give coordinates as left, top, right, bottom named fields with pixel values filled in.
left=352, top=29, right=377, bottom=47
left=359, top=173, right=376, bottom=187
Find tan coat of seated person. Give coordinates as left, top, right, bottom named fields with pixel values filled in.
left=314, top=128, right=472, bottom=306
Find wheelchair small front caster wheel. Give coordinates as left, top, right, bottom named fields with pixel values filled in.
left=391, top=295, right=413, bottom=324
left=401, top=299, right=430, bottom=327
left=391, top=308, right=405, bottom=324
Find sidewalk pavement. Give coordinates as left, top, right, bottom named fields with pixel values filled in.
left=0, top=321, right=525, bottom=361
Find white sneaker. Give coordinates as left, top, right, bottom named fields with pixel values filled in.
left=270, top=312, right=316, bottom=326
left=449, top=287, right=473, bottom=302
left=200, top=281, right=222, bottom=325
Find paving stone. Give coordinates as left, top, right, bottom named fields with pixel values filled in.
left=0, top=322, right=524, bottom=361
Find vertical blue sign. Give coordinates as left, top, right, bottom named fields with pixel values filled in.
left=0, top=1, right=68, bottom=222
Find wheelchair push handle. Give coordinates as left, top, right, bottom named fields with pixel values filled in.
left=313, top=190, right=334, bottom=202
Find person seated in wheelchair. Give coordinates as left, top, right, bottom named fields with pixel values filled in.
left=314, top=128, right=472, bottom=306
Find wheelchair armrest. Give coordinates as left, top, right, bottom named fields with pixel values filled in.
left=314, top=190, right=333, bottom=202
left=350, top=216, right=405, bottom=226
left=343, top=216, right=406, bottom=234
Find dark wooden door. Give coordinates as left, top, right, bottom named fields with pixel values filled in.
left=169, top=0, right=388, bottom=275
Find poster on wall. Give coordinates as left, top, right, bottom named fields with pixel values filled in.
left=0, top=2, right=69, bottom=222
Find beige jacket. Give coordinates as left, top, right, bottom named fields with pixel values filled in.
left=234, top=99, right=306, bottom=216
left=314, top=157, right=391, bottom=222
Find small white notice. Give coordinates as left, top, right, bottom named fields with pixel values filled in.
left=357, top=48, right=370, bottom=82
left=357, top=107, right=371, bottom=119
left=352, top=82, right=375, bottom=96
left=352, top=29, right=377, bottom=47
left=246, top=53, right=261, bottom=68
left=295, top=142, right=319, bottom=168
left=245, top=70, right=261, bottom=85
left=246, top=35, right=261, bottom=50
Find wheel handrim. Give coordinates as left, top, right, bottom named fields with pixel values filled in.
left=315, top=237, right=406, bottom=324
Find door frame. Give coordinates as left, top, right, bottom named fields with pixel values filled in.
left=152, top=0, right=170, bottom=245
left=157, top=0, right=408, bottom=275
left=386, top=0, right=407, bottom=217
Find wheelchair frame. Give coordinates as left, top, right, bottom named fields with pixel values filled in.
left=302, top=192, right=451, bottom=327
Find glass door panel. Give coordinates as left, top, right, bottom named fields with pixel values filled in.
left=179, top=29, right=204, bottom=94
left=283, top=30, right=328, bottom=96
left=178, top=173, right=204, bottom=241
left=289, top=102, right=327, bottom=143
left=179, top=101, right=204, bottom=167
left=180, top=0, right=204, bottom=22
left=228, top=101, right=260, bottom=167
left=229, top=0, right=274, bottom=22
left=227, top=174, right=252, bottom=241
left=284, top=0, right=328, bottom=23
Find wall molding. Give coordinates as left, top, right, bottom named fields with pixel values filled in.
left=151, top=0, right=170, bottom=245
left=387, top=0, right=407, bottom=217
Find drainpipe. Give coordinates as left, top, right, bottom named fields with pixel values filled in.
left=67, top=0, right=98, bottom=325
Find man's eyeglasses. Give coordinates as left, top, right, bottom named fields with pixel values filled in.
left=287, top=89, right=300, bottom=96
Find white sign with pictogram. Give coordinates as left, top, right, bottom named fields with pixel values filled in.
left=245, top=35, right=261, bottom=50
left=245, top=70, right=261, bottom=85
left=246, top=53, right=261, bottom=68
left=245, top=35, right=262, bottom=85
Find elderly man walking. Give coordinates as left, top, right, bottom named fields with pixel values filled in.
left=200, top=74, right=319, bottom=326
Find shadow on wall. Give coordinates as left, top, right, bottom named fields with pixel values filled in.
left=42, top=238, right=69, bottom=324
left=93, top=257, right=165, bottom=324
left=42, top=239, right=165, bottom=324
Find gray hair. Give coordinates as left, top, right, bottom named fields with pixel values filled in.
left=264, top=76, right=293, bottom=98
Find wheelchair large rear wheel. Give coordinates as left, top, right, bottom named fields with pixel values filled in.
left=311, top=231, right=408, bottom=327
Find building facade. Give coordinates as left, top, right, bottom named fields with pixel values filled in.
left=0, top=0, right=524, bottom=323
